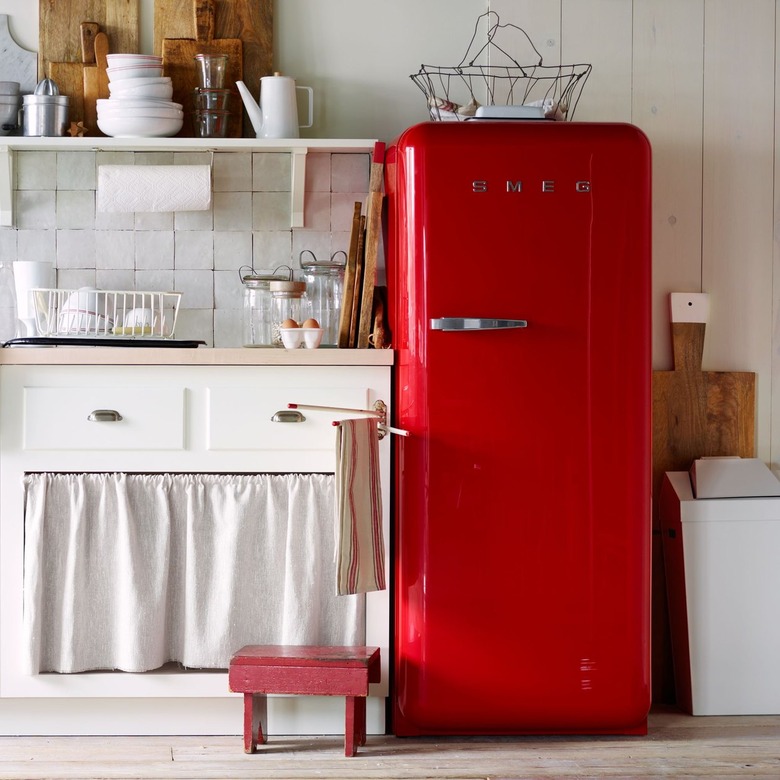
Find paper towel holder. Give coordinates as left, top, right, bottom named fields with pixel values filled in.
left=96, top=163, right=213, bottom=213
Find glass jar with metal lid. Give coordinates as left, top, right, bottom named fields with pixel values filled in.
left=300, top=250, right=346, bottom=347
left=241, top=269, right=282, bottom=347
left=269, top=279, right=312, bottom=347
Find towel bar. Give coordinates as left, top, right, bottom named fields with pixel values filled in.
left=288, top=400, right=410, bottom=438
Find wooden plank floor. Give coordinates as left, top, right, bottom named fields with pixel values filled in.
left=0, top=708, right=778, bottom=779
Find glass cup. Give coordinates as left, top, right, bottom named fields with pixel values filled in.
left=192, top=88, right=232, bottom=111
left=194, top=54, right=228, bottom=89
left=192, top=109, right=230, bottom=138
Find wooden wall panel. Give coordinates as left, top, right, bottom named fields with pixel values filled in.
left=632, top=0, right=704, bottom=371
left=560, top=0, right=633, bottom=121
left=773, top=3, right=780, bottom=473
left=489, top=0, right=562, bottom=67
left=632, top=0, right=707, bottom=707
left=487, top=1, right=562, bottom=108
left=701, top=0, right=774, bottom=463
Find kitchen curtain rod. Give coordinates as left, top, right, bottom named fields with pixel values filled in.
left=287, top=402, right=411, bottom=437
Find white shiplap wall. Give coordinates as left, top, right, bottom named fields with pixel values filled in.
left=495, top=0, right=777, bottom=467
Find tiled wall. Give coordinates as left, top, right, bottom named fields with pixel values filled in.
left=0, top=150, right=371, bottom=346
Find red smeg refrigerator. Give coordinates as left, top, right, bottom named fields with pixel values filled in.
left=385, top=120, right=652, bottom=736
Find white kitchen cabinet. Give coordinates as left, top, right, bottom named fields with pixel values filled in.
left=0, top=357, right=392, bottom=736
left=23, top=384, right=186, bottom=451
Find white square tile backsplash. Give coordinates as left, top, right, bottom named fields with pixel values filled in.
left=213, top=191, right=253, bottom=232
left=56, top=152, right=96, bottom=190
left=213, top=153, right=253, bottom=192
left=16, top=151, right=56, bottom=190
left=56, top=191, right=95, bottom=230
left=2, top=151, right=370, bottom=347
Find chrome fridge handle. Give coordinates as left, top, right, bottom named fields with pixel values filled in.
left=430, top=317, right=528, bottom=331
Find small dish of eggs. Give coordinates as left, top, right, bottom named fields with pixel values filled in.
left=278, top=318, right=324, bottom=349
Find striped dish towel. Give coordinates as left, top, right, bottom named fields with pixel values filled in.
left=334, top=417, right=386, bottom=595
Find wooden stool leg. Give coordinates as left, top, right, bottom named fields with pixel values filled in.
left=344, top=695, right=366, bottom=756
left=243, top=693, right=268, bottom=753
left=356, top=696, right=367, bottom=746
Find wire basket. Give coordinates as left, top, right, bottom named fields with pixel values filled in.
left=411, top=12, right=591, bottom=122
left=31, top=288, right=182, bottom=339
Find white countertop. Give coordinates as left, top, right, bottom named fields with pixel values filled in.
left=0, top=347, right=395, bottom=366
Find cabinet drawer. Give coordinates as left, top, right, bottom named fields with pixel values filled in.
left=207, top=385, right=368, bottom=451
left=23, top=386, right=185, bottom=451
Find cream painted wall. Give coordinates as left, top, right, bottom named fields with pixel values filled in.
left=3, top=0, right=778, bottom=465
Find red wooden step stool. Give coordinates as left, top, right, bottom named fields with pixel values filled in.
left=228, top=644, right=381, bottom=757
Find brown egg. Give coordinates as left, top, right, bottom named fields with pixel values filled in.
left=302, top=318, right=320, bottom=329
left=281, top=318, right=300, bottom=328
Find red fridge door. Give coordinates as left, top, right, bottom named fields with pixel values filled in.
left=387, top=121, right=652, bottom=736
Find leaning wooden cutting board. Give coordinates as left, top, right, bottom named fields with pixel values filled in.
left=652, top=321, right=756, bottom=498
left=82, top=26, right=101, bottom=135
left=47, top=23, right=100, bottom=132
left=162, top=0, right=243, bottom=137
left=38, top=0, right=138, bottom=80
left=155, top=0, right=273, bottom=136
left=651, top=295, right=755, bottom=704
left=83, top=30, right=110, bottom=136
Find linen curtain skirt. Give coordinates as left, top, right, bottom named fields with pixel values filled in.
left=23, top=472, right=364, bottom=674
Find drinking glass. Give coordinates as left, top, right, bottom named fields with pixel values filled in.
left=194, top=54, right=228, bottom=89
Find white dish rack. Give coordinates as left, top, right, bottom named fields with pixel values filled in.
left=31, top=289, right=182, bottom=339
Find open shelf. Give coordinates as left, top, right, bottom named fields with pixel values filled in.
left=0, top=136, right=378, bottom=227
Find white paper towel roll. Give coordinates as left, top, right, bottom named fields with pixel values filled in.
left=97, top=165, right=212, bottom=213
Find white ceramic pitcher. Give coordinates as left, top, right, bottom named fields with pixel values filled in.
left=236, top=73, right=314, bottom=139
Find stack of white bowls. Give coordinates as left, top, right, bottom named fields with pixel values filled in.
left=97, top=54, right=183, bottom=138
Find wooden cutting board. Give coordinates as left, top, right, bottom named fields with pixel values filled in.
left=38, top=0, right=138, bottom=80
left=653, top=320, right=756, bottom=499
left=357, top=143, right=386, bottom=348
left=651, top=307, right=755, bottom=704
left=154, top=0, right=273, bottom=136
left=83, top=30, right=109, bottom=136
left=161, top=0, right=243, bottom=137
left=338, top=201, right=363, bottom=349
left=47, top=22, right=99, bottom=133
left=82, top=26, right=101, bottom=135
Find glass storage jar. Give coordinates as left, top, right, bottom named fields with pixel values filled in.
left=270, top=280, right=311, bottom=347
left=300, top=252, right=346, bottom=347
left=242, top=271, right=279, bottom=347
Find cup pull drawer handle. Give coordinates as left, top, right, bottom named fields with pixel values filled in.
left=271, top=410, right=306, bottom=423
left=87, top=409, right=123, bottom=422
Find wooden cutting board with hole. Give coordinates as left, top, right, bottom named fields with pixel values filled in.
left=651, top=296, right=755, bottom=704
left=154, top=0, right=272, bottom=136
left=652, top=322, right=756, bottom=506
left=161, top=0, right=243, bottom=137
left=38, top=0, right=138, bottom=80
